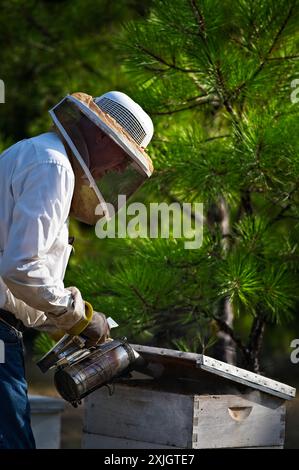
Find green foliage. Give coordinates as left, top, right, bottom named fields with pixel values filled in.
left=33, top=333, right=56, bottom=361
left=0, top=0, right=151, bottom=141
left=173, top=315, right=218, bottom=354
left=68, top=0, right=299, bottom=367
left=2, top=0, right=299, bottom=368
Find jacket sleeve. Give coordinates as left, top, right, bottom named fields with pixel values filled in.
left=1, top=278, right=82, bottom=332
left=0, top=159, right=87, bottom=332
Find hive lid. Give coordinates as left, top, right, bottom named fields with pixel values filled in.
left=131, top=344, right=296, bottom=401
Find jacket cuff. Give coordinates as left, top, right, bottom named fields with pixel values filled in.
left=66, top=300, right=93, bottom=336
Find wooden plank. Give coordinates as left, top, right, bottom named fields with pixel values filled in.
left=131, top=344, right=296, bottom=401
left=31, top=414, right=62, bottom=449
left=192, top=394, right=285, bottom=448
left=240, top=446, right=283, bottom=449
left=82, top=432, right=179, bottom=449
left=198, top=356, right=296, bottom=400
left=83, top=383, right=286, bottom=449
left=83, top=384, right=194, bottom=448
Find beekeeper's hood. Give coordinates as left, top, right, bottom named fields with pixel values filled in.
left=49, top=91, right=154, bottom=225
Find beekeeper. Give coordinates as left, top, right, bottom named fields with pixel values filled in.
left=0, top=91, right=154, bottom=449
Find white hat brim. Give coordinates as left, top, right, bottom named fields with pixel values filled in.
left=67, top=95, right=152, bottom=177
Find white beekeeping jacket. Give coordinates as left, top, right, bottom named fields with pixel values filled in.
left=0, top=131, right=86, bottom=331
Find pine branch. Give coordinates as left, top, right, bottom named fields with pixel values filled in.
left=188, top=0, right=213, bottom=66
left=212, top=314, right=249, bottom=361
left=267, top=54, right=299, bottom=61
left=143, top=65, right=208, bottom=95
left=144, top=66, right=171, bottom=74
left=264, top=2, right=296, bottom=56
left=230, top=36, right=255, bottom=54
left=128, top=284, right=153, bottom=310
left=236, top=2, right=296, bottom=94
left=160, top=188, right=206, bottom=224
left=187, top=72, right=209, bottom=94
left=204, top=134, right=230, bottom=142
left=138, top=46, right=199, bottom=73
left=185, top=93, right=209, bottom=103
left=151, top=94, right=218, bottom=115
left=215, top=64, right=239, bottom=120
left=188, top=0, right=207, bottom=37
left=266, top=182, right=299, bottom=228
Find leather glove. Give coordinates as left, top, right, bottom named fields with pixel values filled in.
left=81, top=311, right=110, bottom=347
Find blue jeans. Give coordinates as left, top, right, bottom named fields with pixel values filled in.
left=0, top=321, right=36, bottom=449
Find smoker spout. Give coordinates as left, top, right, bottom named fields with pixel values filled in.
left=131, top=348, right=165, bottom=379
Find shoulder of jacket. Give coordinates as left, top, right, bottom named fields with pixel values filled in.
left=11, top=134, right=74, bottom=185
left=25, top=132, right=73, bottom=173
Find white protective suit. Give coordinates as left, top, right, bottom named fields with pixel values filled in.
left=0, top=131, right=87, bottom=331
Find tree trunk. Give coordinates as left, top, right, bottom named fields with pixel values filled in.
left=214, top=298, right=236, bottom=364
left=247, top=314, right=266, bottom=373
left=208, top=198, right=236, bottom=364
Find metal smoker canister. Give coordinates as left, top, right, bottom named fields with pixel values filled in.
left=54, top=339, right=138, bottom=406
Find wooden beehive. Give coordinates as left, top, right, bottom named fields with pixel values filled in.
left=82, top=345, right=296, bottom=449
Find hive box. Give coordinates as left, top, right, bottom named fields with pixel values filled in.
left=82, top=345, right=296, bottom=449
left=29, top=395, right=65, bottom=449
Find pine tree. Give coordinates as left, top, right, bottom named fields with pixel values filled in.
left=67, top=0, right=298, bottom=373
left=81, top=0, right=299, bottom=372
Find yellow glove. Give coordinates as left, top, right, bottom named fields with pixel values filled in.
left=49, top=301, right=94, bottom=341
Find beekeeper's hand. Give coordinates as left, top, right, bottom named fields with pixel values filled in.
left=81, top=311, right=110, bottom=347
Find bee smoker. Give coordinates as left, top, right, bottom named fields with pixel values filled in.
left=37, top=329, right=145, bottom=407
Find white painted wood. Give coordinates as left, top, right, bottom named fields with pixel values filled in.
left=31, top=413, right=62, bottom=449
left=131, top=345, right=296, bottom=400
left=82, top=433, right=179, bottom=449
left=84, top=384, right=194, bottom=448
left=198, top=356, right=295, bottom=400
left=192, top=394, right=285, bottom=448
left=29, top=395, right=64, bottom=449
left=83, top=384, right=286, bottom=449
left=240, top=446, right=283, bottom=449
